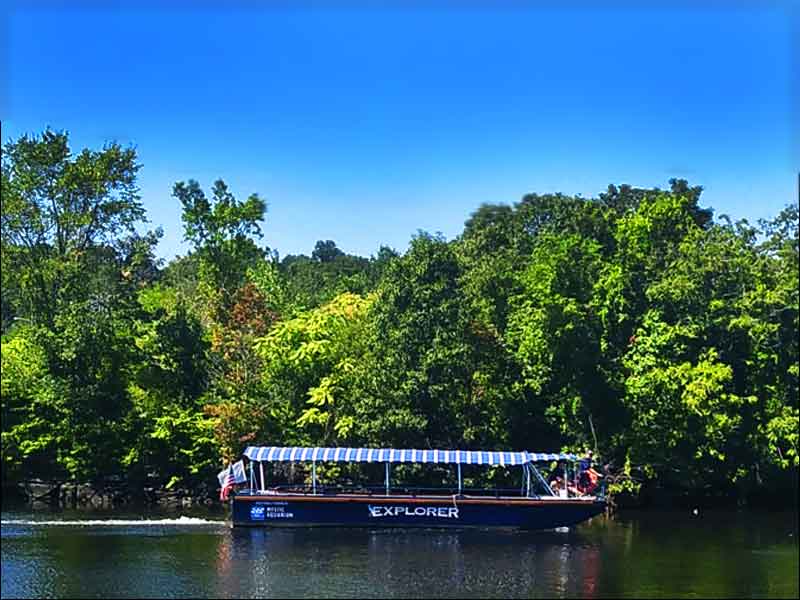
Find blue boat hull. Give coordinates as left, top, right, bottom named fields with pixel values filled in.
left=231, top=493, right=605, bottom=530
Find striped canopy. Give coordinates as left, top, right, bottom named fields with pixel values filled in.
left=243, top=446, right=576, bottom=465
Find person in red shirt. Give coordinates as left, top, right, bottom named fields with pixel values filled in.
left=577, top=451, right=602, bottom=495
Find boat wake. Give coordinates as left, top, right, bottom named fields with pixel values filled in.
left=1, top=515, right=224, bottom=527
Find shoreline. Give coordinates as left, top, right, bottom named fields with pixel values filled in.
left=2, top=479, right=218, bottom=511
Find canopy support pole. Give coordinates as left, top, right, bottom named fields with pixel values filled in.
left=574, top=461, right=579, bottom=493
left=526, top=464, right=531, bottom=497
left=530, top=463, right=554, bottom=497
left=385, top=463, right=390, bottom=496
left=259, top=462, right=265, bottom=493
left=312, top=461, right=317, bottom=495
left=249, top=460, right=255, bottom=492
left=457, top=463, right=462, bottom=495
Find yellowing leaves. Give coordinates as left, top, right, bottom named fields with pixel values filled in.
left=256, top=292, right=373, bottom=445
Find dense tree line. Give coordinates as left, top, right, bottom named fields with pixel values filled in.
left=2, top=129, right=797, bottom=502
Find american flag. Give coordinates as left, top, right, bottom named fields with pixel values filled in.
left=217, top=460, right=246, bottom=501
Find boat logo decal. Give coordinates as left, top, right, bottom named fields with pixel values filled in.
left=367, top=505, right=459, bottom=519
left=250, top=502, right=294, bottom=520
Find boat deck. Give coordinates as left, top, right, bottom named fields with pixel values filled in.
left=235, top=490, right=600, bottom=505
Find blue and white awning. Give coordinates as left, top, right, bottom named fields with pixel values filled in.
left=243, top=446, right=577, bottom=465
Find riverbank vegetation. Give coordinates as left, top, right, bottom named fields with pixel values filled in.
left=2, top=129, right=797, bottom=506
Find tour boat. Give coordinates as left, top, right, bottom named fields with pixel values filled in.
left=228, top=446, right=605, bottom=529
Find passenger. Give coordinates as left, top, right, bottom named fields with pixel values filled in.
left=577, top=451, right=601, bottom=495
left=550, top=469, right=577, bottom=497
left=583, top=467, right=601, bottom=495
left=579, top=450, right=594, bottom=473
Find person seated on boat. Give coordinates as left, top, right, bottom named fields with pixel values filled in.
left=549, top=473, right=579, bottom=497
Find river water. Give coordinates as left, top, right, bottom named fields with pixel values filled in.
left=1, top=507, right=797, bottom=598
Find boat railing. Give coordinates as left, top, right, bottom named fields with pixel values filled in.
left=244, top=483, right=548, bottom=498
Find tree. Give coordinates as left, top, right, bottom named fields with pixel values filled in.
left=312, top=240, right=345, bottom=263
left=172, top=178, right=267, bottom=322
left=2, top=136, right=796, bottom=508
left=354, top=233, right=515, bottom=452
left=757, top=203, right=799, bottom=474
left=1, top=129, right=154, bottom=481
left=505, top=232, right=614, bottom=453
left=255, top=292, right=373, bottom=448
left=1, top=128, right=145, bottom=327
left=599, top=178, right=712, bottom=227
left=280, top=242, right=377, bottom=310
left=126, top=285, right=216, bottom=487
left=1, top=326, right=68, bottom=482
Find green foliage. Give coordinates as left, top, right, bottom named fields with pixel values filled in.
left=1, top=128, right=145, bottom=328
left=172, top=178, right=267, bottom=321
left=1, top=128, right=796, bottom=504
left=622, top=315, right=748, bottom=485
left=1, top=328, right=68, bottom=482
left=256, top=292, right=373, bottom=446
left=278, top=240, right=383, bottom=310
left=247, top=259, right=292, bottom=315
left=506, top=232, right=612, bottom=449
left=354, top=233, right=518, bottom=453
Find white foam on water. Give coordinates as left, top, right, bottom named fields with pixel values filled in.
left=1, top=515, right=224, bottom=526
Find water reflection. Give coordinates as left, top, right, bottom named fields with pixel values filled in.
left=211, top=527, right=604, bottom=598
left=2, top=511, right=797, bottom=598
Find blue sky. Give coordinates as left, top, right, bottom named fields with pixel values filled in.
left=2, top=1, right=798, bottom=260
